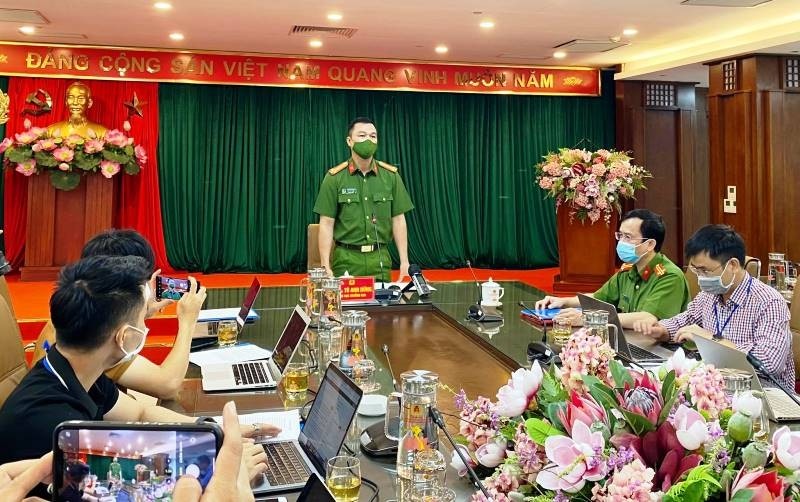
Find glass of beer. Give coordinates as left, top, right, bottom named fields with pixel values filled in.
left=283, top=362, right=310, bottom=394
left=326, top=456, right=361, bottom=502
left=217, top=320, right=238, bottom=347
left=550, top=318, right=572, bottom=349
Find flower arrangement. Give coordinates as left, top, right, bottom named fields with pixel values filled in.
left=451, top=329, right=800, bottom=501
left=0, top=119, right=145, bottom=191
left=535, top=148, right=651, bottom=224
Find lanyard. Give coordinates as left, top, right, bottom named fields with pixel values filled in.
left=43, top=354, right=69, bottom=390
left=714, top=276, right=752, bottom=339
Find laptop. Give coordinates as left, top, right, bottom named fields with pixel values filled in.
left=197, top=278, right=262, bottom=326
left=201, top=306, right=310, bottom=392
left=577, top=294, right=664, bottom=363
left=252, top=364, right=363, bottom=494
left=692, top=335, right=800, bottom=422
left=255, top=474, right=333, bottom=502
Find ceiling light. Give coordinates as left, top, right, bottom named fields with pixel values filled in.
left=19, top=26, right=35, bottom=35
left=153, top=1, right=172, bottom=9
left=553, top=51, right=567, bottom=59
left=327, top=12, right=343, bottom=21
left=309, top=39, right=323, bottom=48
left=169, top=32, right=184, bottom=41
left=479, top=20, right=495, bottom=29
left=623, top=28, right=638, bottom=36
left=435, top=45, right=448, bottom=54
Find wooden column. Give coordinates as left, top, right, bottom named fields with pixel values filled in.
left=708, top=55, right=800, bottom=262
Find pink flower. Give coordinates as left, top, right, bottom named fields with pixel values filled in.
left=34, top=138, right=58, bottom=152
left=538, top=177, right=553, bottom=190
left=475, top=438, right=507, bottom=468
left=688, top=364, right=729, bottom=419
left=64, top=134, right=84, bottom=148
left=591, top=459, right=658, bottom=502
left=104, top=129, right=129, bottom=147
left=15, top=159, right=37, bottom=176
left=84, top=139, right=105, bottom=154
left=0, top=137, right=12, bottom=154
left=558, top=392, right=608, bottom=433
left=123, top=120, right=132, bottom=132
left=52, top=146, right=74, bottom=163
left=537, top=421, right=607, bottom=493
left=99, top=159, right=120, bottom=178
left=671, top=404, right=709, bottom=451
left=134, top=144, right=148, bottom=164
left=495, top=361, right=543, bottom=417
left=772, top=426, right=800, bottom=471
left=559, top=328, right=615, bottom=392
left=731, top=468, right=787, bottom=502
left=450, top=444, right=475, bottom=477
left=591, top=164, right=607, bottom=176
left=14, top=131, right=38, bottom=145
left=29, top=127, right=46, bottom=137
left=58, top=162, right=70, bottom=171
left=23, top=118, right=31, bottom=130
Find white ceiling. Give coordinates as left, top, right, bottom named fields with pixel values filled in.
left=1, top=0, right=799, bottom=85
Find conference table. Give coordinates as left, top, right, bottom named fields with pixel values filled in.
left=161, top=280, right=787, bottom=501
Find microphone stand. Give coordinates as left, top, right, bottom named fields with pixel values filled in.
left=371, top=213, right=394, bottom=302
left=747, top=354, right=800, bottom=407
left=429, top=407, right=492, bottom=500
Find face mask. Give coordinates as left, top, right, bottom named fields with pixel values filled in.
left=697, top=261, right=735, bottom=295
left=117, top=325, right=148, bottom=364
left=352, top=139, right=378, bottom=159
left=616, top=240, right=645, bottom=264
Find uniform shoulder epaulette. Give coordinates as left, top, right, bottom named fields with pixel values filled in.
left=377, top=160, right=398, bottom=173
left=620, top=263, right=634, bottom=272
left=654, top=263, right=667, bottom=277
left=327, top=161, right=349, bottom=175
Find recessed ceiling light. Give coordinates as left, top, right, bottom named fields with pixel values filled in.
left=435, top=45, right=448, bottom=54
left=19, top=26, right=36, bottom=35
left=169, top=32, right=184, bottom=41
left=327, top=12, right=343, bottom=21
left=553, top=51, right=567, bottom=59
left=623, top=28, right=638, bottom=36
left=309, top=39, right=323, bottom=48
left=479, top=20, right=495, bottom=29
left=153, top=1, right=172, bottom=10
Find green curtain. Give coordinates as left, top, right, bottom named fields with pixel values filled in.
left=158, top=71, right=614, bottom=272
left=0, top=76, right=7, bottom=254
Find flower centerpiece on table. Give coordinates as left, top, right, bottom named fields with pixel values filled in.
left=535, top=148, right=651, bottom=224
left=450, top=329, right=800, bottom=501
left=0, top=119, right=146, bottom=191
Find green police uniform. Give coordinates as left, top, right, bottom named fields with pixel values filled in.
left=313, top=158, right=414, bottom=282
left=594, top=253, right=689, bottom=319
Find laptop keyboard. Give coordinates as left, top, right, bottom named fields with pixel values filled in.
left=263, top=442, right=311, bottom=486
left=232, top=361, right=273, bottom=386
left=764, top=388, right=800, bottom=419
left=629, top=344, right=662, bottom=361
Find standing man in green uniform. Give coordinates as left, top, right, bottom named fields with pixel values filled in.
left=535, top=209, right=689, bottom=328
left=313, top=117, right=415, bottom=283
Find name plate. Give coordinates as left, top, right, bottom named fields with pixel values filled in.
left=341, top=276, right=376, bottom=303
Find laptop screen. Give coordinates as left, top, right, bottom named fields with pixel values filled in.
left=299, top=364, right=363, bottom=474
left=271, top=307, right=309, bottom=373
left=236, top=278, right=261, bottom=331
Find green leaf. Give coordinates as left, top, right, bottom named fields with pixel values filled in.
left=74, top=151, right=100, bottom=171
left=621, top=409, right=656, bottom=436
left=5, top=147, right=33, bottom=163
left=124, top=144, right=134, bottom=156
left=730, top=489, right=754, bottom=502
left=102, top=149, right=130, bottom=163
left=33, top=151, right=59, bottom=167
left=661, top=370, right=676, bottom=402
left=124, top=161, right=140, bottom=175
left=659, top=391, right=678, bottom=425
left=682, top=481, right=707, bottom=502
left=686, top=464, right=721, bottom=489
left=49, top=170, right=81, bottom=191
left=525, top=417, right=563, bottom=446
left=610, top=360, right=634, bottom=388
left=545, top=402, right=567, bottom=432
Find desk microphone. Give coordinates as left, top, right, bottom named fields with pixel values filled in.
left=371, top=213, right=395, bottom=302
left=382, top=343, right=398, bottom=392
left=465, top=261, right=502, bottom=322
left=527, top=341, right=559, bottom=366
left=746, top=353, right=800, bottom=407
left=360, top=344, right=400, bottom=457
left=429, top=407, right=492, bottom=500
left=402, top=264, right=431, bottom=297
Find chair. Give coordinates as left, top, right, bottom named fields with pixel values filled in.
left=743, top=256, right=761, bottom=279
left=0, top=296, right=27, bottom=407
left=307, top=224, right=335, bottom=270
left=0, top=276, right=17, bottom=319
left=790, top=287, right=800, bottom=392
left=684, top=267, right=700, bottom=300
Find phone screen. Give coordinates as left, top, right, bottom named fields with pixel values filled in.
left=54, top=426, right=219, bottom=501
left=156, top=276, right=191, bottom=300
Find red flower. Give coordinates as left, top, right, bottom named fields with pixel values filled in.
left=732, top=468, right=787, bottom=502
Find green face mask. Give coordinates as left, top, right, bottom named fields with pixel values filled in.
left=352, top=139, right=378, bottom=159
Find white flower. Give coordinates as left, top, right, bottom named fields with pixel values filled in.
left=731, top=391, right=763, bottom=418
left=450, top=444, right=471, bottom=477
left=476, top=438, right=507, bottom=468
left=663, top=348, right=699, bottom=377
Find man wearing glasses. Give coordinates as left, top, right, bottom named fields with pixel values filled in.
left=535, top=209, right=690, bottom=328
left=634, top=224, right=794, bottom=388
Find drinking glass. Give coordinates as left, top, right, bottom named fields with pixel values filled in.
left=409, top=486, right=457, bottom=502
left=412, top=448, right=447, bottom=489
left=326, top=456, right=361, bottom=502
left=283, top=362, right=310, bottom=394
left=550, top=318, right=572, bottom=348
left=353, top=359, right=380, bottom=393
left=216, top=320, right=238, bottom=347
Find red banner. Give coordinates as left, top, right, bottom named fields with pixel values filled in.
left=341, top=277, right=376, bottom=303
left=0, top=42, right=600, bottom=96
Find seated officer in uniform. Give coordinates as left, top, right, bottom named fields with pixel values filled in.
left=536, top=209, right=690, bottom=328
left=313, top=117, right=414, bottom=283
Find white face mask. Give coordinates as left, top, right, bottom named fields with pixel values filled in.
left=117, top=325, right=148, bottom=364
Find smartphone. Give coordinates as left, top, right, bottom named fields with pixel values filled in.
left=155, top=275, right=198, bottom=301
left=53, top=421, right=222, bottom=502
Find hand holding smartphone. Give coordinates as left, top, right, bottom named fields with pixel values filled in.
left=155, top=275, right=200, bottom=301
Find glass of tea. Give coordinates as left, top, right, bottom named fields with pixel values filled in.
left=216, top=320, right=238, bottom=347
left=550, top=317, right=572, bottom=348
left=283, top=362, right=310, bottom=394
left=326, top=456, right=361, bottom=502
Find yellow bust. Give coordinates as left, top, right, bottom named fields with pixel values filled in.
left=47, top=82, right=108, bottom=139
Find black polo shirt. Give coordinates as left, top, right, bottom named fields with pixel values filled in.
left=0, top=345, right=120, bottom=466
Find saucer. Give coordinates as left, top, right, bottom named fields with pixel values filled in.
left=481, top=301, right=502, bottom=307
left=358, top=394, right=387, bottom=416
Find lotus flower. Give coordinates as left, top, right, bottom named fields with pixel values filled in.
left=772, top=426, right=800, bottom=471
left=495, top=361, right=543, bottom=417
left=663, top=348, right=699, bottom=378
left=58, top=163, right=70, bottom=171
left=731, top=468, right=787, bottom=502
left=34, top=138, right=58, bottom=152
left=0, top=137, right=12, bottom=154
left=99, top=160, right=120, bottom=178
left=450, top=444, right=474, bottom=477
left=104, top=129, right=128, bottom=147
left=23, top=118, right=31, bottom=129
left=123, top=120, right=132, bottom=132
left=52, top=146, right=74, bottom=163
left=64, top=134, right=84, bottom=148
left=475, top=438, right=507, bottom=468
left=15, top=158, right=37, bottom=176
left=536, top=421, right=607, bottom=493
left=732, top=391, right=764, bottom=418
left=84, top=139, right=105, bottom=154
left=557, top=391, right=608, bottom=433
left=14, top=130, right=38, bottom=145
left=134, top=144, right=147, bottom=164
left=672, top=404, right=709, bottom=451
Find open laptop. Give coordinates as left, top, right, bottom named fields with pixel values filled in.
left=578, top=294, right=664, bottom=363
left=201, top=306, right=310, bottom=392
left=192, top=278, right=262, bottom=350
left=692, top=335, right=800, bottom=422
left=252, top=364, right=363, bottom=494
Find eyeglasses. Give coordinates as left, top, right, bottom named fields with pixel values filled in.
left=614, top=232, right=647, bottom=243
left=688, top=263, right=725, bottom=278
